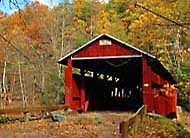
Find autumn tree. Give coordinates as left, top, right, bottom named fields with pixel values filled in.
left=127, top=0, right=190, bottom=109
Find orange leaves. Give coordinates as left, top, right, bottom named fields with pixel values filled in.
left=128, top=0, right=190, bottom=75
left=121, top=17, right=128, bottom=25
left=0, top=118, right=98, bottom=138
left=22, top=3, right=49, bottom=43
left=98, top=10, right=110, bottom=33
left=73, top=0, right=83, bottom=14
left=6, top=1, right=49, bottom=44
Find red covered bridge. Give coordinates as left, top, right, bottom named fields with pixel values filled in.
left=58, top=34, right=177, bottom=116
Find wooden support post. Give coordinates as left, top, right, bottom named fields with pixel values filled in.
left=120, top=121, right=129, bottom=138
left=80, top=79, right=86, bottom=112
left=119, top=105, right=147, bottom=138
left=64, top=58, right=73, bottom=107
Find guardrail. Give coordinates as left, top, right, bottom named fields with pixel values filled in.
left=120, top=105, right=147, bottom=138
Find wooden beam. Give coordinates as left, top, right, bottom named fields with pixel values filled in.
left=71, top=55, right=142, bottom=61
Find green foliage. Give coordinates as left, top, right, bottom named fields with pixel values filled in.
left=41, top=69, right=64, bottom=105
left=164, top=118, right=189, bottom=138
left=106, top=0, right=130, bottom=18
left=151, top=116, right=190, bottom=138
left=0, top=114, right=10, bottom=124
left=175, top=122, right=190, bottom=138
left=75, top=35, right=89, bottom=47
left=176, top=52, right=190, bottom=111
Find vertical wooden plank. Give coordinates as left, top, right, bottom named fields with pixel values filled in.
left=72, top=39, right=139, bottom=58
left=80, top=78, right=86, bottom=112
left=64, top=58, right=73, bottom=108
left=142, top=57, right=154, bottom=112
left=72, top=76, right=81, bottom=110
left=64, top=68, right=69, bottom=105
left=173, top=88, right=177, bottom=113
left=120, top=121, right=128, bottom=138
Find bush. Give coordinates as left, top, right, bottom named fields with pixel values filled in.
left=175, top=122, right=190, bottom=138
left=0, top=114, right=10, bottom=124
left=176, top=65, right=190, bottom=111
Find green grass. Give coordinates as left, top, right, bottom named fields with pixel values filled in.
left=130, top=115, right=190, bottom=138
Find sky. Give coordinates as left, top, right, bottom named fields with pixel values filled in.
left=0, top=0, right=109, bottom=15
left=0, top=0, right=63, bottom=15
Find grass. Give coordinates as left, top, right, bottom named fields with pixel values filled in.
left=135, top=115, right=190, bottom=138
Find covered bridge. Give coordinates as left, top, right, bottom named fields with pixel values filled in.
left=58, top=34, right=177, bottom=116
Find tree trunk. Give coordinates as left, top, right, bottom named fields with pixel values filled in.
left=59, top=14, right=65, bottom=77
left=10, top=71, right=16, bottom=95
left=2, top=60, right=7, bottom=94
left=32, top=75, right=36, bottom=105
left=22, top=69, right=27, bottom=107
left=60, top=13, right=65, bottom=58
left=1, top=59, right=7, bottom=109
left=18, top=60, right=25, bottom=108
left=41, top=54, right=45, bottom=93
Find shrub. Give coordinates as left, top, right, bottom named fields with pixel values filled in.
left=0, top=114, right=10, bottom=124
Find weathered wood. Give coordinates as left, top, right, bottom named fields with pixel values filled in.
left=120, top=105, right=147, bottom=138
left=120, top=121, right=129, bottom=138
left=0, top=105, right=68, bottom=115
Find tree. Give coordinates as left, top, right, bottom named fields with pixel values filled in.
left=127, top=0, right=190, bottom=110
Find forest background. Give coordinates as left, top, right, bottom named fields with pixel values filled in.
left=0, top=0, right=190, bottom=111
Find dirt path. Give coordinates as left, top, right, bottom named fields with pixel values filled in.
left=78, top=112, right=133, bottom=138
left=0, top=111, right=133, bottom=138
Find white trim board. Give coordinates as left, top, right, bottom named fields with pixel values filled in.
left=71, top=55, right=142, bottom=61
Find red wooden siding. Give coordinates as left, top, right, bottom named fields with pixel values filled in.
left=71, top=76, right=80, bottom=110
left=60, top=34, right=177, bottom=117
left=154, top=90, right=177, bottom=116
left=142, top=57, right=154, bottom=112
left=64, top=59, right=73, bottom=107
left=72, top=40, right=139, bottom=58
left=152, top=71, right=161, bottom=85
left=142, top=56, right=177, bottom=115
